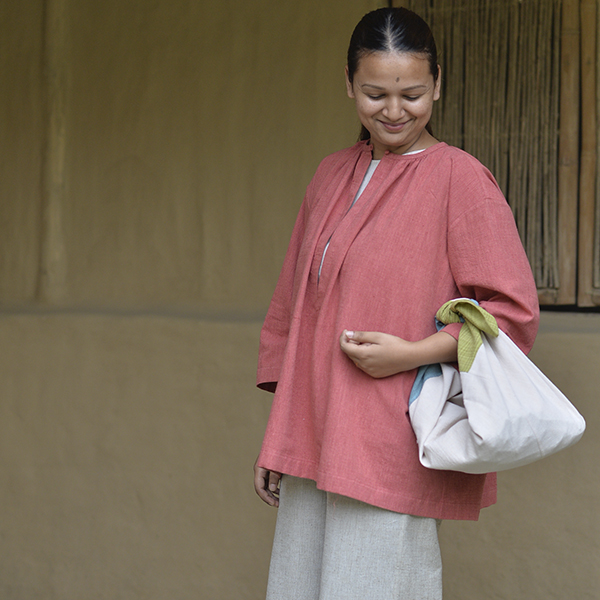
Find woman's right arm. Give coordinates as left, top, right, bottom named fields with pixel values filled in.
left=254, top=183, right=316, bottom=504
left=254, top=210, right=305, bottom=502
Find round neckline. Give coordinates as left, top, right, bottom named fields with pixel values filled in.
left=360, top=140, right=446, bottom=160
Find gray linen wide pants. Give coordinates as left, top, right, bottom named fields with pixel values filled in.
left=265, top=475, right=443, bottom=600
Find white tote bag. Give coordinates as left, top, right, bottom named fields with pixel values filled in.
left=408, top=299, right=586, bottom=474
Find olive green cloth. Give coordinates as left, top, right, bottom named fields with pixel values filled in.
left=436, top=298, right=499, bottom=372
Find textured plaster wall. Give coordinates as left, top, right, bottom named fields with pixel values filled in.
left=0, top=314, right=271, bottom=599
left=2, top=0, right=378, bottom=312
left=0, top=1, right=598, bottom=599
left=0, top=1, right=44, bottom=301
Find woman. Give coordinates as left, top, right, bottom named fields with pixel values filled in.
left=254, top=7, right=539, bottom=600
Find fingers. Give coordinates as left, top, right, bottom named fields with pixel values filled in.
left=341, top=329, right=377, bottom=345
left=341, top=330, right=359, bottom=346
left=339, top=330, right=378, bottom=363
left=253, top=459, right=281, bottom=507
left=268, top=470, right=282, bottom=496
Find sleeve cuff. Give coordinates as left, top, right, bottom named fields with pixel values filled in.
left=440, top=321, right=463, bottom=341
left=256, top=366, right=280, bottom=392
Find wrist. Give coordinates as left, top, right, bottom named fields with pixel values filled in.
left=412, top=331, right=458, bottom=367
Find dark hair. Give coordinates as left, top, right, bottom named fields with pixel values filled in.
left=347, top=7, right=439, bottom=140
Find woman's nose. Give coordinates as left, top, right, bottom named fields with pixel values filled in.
left=383, top=98, right=405, bottom=121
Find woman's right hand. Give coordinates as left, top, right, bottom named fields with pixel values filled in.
left=254, top=458, right=281, bottom=507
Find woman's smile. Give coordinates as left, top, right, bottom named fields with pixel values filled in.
left=380, top=120, right=408, bottom=132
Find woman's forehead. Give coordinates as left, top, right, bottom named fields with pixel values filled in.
left=354, top=51, right=433, bottom=81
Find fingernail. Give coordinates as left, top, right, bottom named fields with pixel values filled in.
left=269, top=483, right=277, bottom=491
left=346, top=330, right=354, bottom=339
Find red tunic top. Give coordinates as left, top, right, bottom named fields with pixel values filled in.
left=257, top=141, right=539, bottom=520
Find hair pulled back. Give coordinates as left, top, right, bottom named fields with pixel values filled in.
left=347, top=7, right=439, bottom=141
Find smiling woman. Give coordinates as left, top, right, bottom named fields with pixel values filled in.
left=253, top=7, right=539, bottom=600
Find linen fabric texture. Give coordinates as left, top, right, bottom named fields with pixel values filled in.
left=409, top=299, right=586, bottom=473
left=266, top=475, right=442, bottom=600
left=257, top=141, right=540, bottom=521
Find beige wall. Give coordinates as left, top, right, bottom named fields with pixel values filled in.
left=1, top=1, right=598, bottom=599
left=2, top=0, right=378, bottom=312
left=0, top=314, right=271, bottom=598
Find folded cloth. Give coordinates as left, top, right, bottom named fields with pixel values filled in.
left=409, top=299, right=586, bottom=474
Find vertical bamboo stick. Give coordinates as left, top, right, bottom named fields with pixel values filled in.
left=595, top=0, right=600, bottom=294
left=555, top=0, right=580, bottom=305
left=578, top=0, right=598, bottom=306
left=541, top=0, right=561, bottom=290
left=37, top=0, right=68, bottom=304
left=506, top=1, right=520, bottom=239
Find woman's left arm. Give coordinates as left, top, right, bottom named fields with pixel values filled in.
left=445, top=197, right=540, bottom=355
left=340, top=162, right=540, bottom=378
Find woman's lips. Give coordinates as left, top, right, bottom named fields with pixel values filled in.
left=380, top=120, right=407, bottom=132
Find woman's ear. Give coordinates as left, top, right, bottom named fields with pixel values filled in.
left=345, top=65, right=355, bottom=99
left=433, top=64, right=441, bottom=101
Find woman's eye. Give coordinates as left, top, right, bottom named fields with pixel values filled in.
left=404, top=96, right=421, bottom=101
left=367, top=94, right=384, bottom=100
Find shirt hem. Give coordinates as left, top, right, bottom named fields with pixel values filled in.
left=258, top=450, right=494, bottom=521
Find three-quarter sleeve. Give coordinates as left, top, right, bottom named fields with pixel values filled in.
left=445, top=158, right=539, bottom=353
left=256, top=198, right=308, bottom=391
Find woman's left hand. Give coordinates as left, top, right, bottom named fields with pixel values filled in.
left=339, top=329, right=458, bottom=378
left=339, top=330, right=418, bottom=378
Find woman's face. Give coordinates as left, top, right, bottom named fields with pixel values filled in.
left=346, top=51, right=441, bottom=159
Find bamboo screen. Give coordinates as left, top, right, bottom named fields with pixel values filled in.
left=595, top=1, right=600, bottom=291
left=402, top=0, right=562, bottom=293
left=580, top=0, right=600, bottom=305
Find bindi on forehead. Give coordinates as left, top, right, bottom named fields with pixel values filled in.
left=396, top=77, right=400, bottom=82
